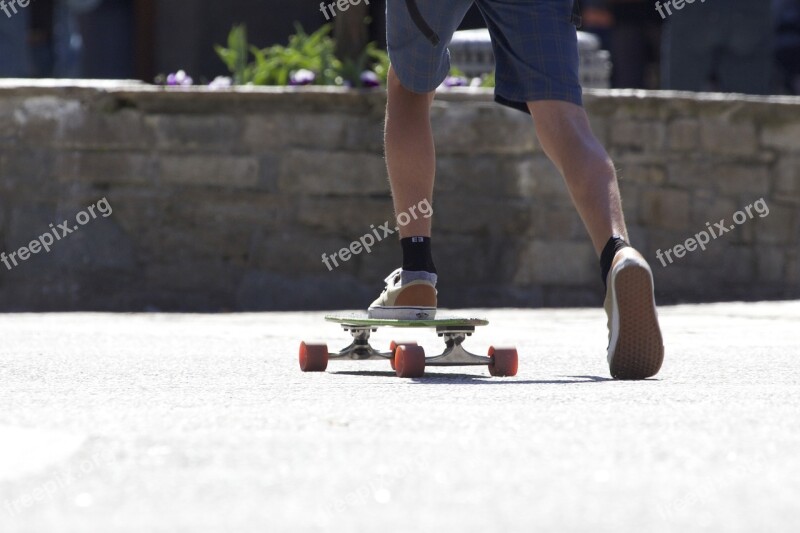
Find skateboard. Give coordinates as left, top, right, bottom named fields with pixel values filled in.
left=298, top=313, right=518, bottom=378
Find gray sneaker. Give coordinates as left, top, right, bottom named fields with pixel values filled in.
left=604, top=247, right=664, bottom=379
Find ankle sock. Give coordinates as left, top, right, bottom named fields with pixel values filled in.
left=401, top=236, right=437, bottom=284
left=600, top=235, right=630, bottom=289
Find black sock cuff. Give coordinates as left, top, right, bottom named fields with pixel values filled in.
left=401, top=236, right=437, bottom=274
left=600, top=235, right=630, bottom=287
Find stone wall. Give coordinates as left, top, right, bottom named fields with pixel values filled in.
left=0, top=80, right=798, bottom=311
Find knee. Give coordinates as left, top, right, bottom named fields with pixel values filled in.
left=387, top=67, right=435, bottom=104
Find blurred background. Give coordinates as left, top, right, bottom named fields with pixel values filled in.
left=1, top=0, right=799, bottom=94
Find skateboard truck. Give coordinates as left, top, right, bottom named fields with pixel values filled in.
left=328, top=324, right=489, bottom=366
left=427, top=326, right=491, bottom=366
left=330, top=325, right=389, bottom=361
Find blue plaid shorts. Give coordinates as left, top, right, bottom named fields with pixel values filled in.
left=387, top=0, right=583, bottom=112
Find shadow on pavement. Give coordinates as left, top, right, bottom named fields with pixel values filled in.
left=331, top=371, right=616, bottom=384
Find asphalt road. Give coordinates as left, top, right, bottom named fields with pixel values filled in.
left=1, top=302, right=799, bottom=532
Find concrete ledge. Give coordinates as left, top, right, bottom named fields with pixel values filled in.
left=0, top=82, right=798, bottom=310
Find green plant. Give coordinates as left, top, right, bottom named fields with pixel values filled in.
left=367, top=43, right=391, bottom=85
left=215, top=23, right=389, bottom=87
left=214, top=25, right=253, bottom=85
left=480, top=71, right=496, bottom=88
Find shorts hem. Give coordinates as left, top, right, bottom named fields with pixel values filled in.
left=494, top=90, right=584, bottom=114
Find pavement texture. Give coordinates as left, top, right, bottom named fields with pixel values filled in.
left=1, top=301, right=799, bottom=533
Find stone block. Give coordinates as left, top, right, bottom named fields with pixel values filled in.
left=243, top=112, right=358, bottom=152
left=531, top=205, right=585, bottom=240
left=774, top=156, right=800, bottom=205
left=293, top=196, right=395, bottom=236
left=762, top=122, right=800, bottom=152
left=435, top=155, right=509, bottom=196
left=755, top=246, right=786, bottom=283
left=433, top=235, right=518, bottom=284
left=666, top=160, right=713, bottom=189
left=159, top=154, right=259, bottom=188
left=342, top=115, right=385, bottom=153
left=59, top=108, right=154, bottom=150
left=690, top=189, right=737, bottom=227
left=514, top=239, right=595, bottom=285
left=700, top=119, right=757, bottom=155
left=610, top=120, right=665, bottom=152
left=667, top=118, right=700, bottom=151
left=431, top=102, right=538, bottom=155
left=752, top=203, right=796, bottom=245
left=434, top=196, right=533, bottom=236
left=616, top=163, right=666, bottom=186
left=708, top=164, right=770, bottom=195
left=278, top=150, right=388, bottom=195
left=640, top=189, right=691, bottom=230
left=435, top=154, right=567, bottom=201
left=145, top=114, right=243, bottom=152
left=168, top=189, right=287, bottom=228
left=56, top=151, right=157, bottom=186
left=251, top=230, right=355, bottom=276
left=235, top=271, right=371, bottom=310
left=618, top=181, right=640, bottom=221
left=720, top=246, right=755, bottom=283
left=0, top=148, right=58, bottom=196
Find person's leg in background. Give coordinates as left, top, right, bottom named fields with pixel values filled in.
left=53, top=0, right=83, bottom=78
left=75, top=0, right=135, bottom=79
left=774, top=0, right=800, bottom=94
left=716, top=2, right=773, bottom=95
left=608, top=1, right=662, bottom=89
left=661, top=6, right=716, bottom=91
left=0, top=4, right=32, bottom=77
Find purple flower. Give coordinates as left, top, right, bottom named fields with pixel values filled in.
left=209, top=76, right=233, bottom=89
left=166, top=70, right=193, bottom=86
left=442, top=76, right=468, bottom=88
left=290, top=69, right=316, bottom=86
left=360, top=70, right=381, bottom=88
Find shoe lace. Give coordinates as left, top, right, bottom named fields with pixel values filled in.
left=383, top=267, right=403, bottom=288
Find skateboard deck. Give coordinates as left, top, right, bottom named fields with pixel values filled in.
left=298, top=312, right=518, bottom=378
left=325, top=313, right=489, bottom=328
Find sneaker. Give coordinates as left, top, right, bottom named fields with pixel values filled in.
left=368, top=268, right=437, bottom=320
left=604, top=247, right=664, bottom=379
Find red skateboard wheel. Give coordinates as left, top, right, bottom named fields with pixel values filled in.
left=389, top=340, right=417, bottom=371
left=488, top=346, right=518, bottom=377
left=394, top=344, right=425, bottom=378
left=299, top=342, right=328, bottom=372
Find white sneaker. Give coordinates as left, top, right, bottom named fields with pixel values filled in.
left=604, top=248, right=665, bottom=379
left=368, top=268, right=437, bottom=320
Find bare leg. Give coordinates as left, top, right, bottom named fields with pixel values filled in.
left=385, top=67, right=436, bottom=238
left=527, top=100, right=627, bottom=255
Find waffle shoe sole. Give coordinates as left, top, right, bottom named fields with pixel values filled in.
left=606, top=251, right=664, bottom=379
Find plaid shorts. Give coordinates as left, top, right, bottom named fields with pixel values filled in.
left=387, top=0, right=583, bottom=112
